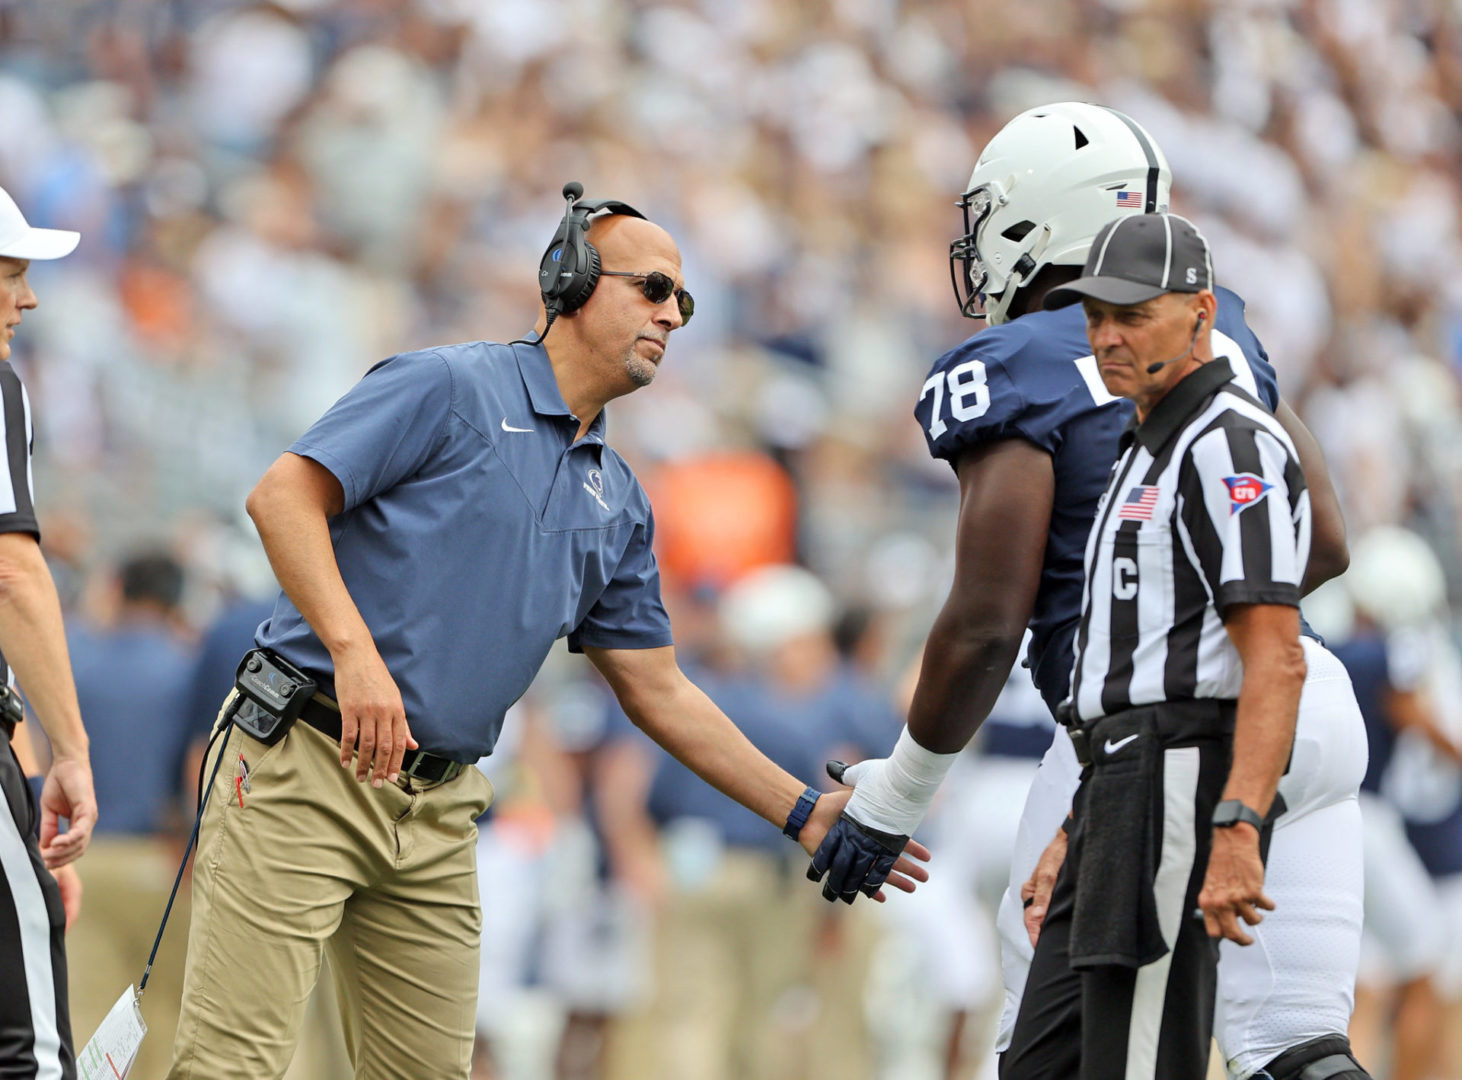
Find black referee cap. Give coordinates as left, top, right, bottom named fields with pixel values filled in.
left=1044, top=212, right=1213, bottom=309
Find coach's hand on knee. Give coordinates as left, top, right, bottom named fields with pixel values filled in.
left=333, top=643, right=417, bottom=787
left=1198, top=826, right=1274, bottom=946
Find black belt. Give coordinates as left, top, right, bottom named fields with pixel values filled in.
left=298, top=696, right=467, bottom=784
left=1058, top=698, right=1236, bottom=769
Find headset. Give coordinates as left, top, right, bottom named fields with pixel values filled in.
left=1144, top=310, right=1206, bottom=375
left=521, top=181, right=646, bottom=344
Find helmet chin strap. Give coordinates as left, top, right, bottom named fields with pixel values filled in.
left=990, top=225, right=1053, bottom=324
left=1016, top=225, right=1053, bottom=286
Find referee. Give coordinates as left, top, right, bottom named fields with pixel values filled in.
left=1001, top=213, right=1310, bottom=1080
left=0, top=186, right=94, bottom=1080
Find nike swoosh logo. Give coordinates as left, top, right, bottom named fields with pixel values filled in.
left=1104, top=733, right=1140, bottom=754
left=501, top=417, right=534, bottom=433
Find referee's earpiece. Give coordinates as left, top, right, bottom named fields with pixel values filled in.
left=1145, top=309, right=1208, bottom=376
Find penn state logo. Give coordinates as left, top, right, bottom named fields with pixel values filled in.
left=1222, top=473, right=1273, bottom=516
left=582, top=468, right=609, bottom=511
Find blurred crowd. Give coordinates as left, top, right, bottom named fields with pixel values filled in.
left=7, top=0, right=1462, bottom=1078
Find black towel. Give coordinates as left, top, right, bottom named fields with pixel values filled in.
left=1069, top=709, right=1168, bottom=970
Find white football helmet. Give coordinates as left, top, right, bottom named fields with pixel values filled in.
left=951, top=102, right=1172, bottom=325
left=1345, top=525, right=1448, bottom=631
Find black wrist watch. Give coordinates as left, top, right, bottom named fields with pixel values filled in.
left=783, top=786, right=822, bottom=841
left=1212, top=799, right=1264, bottom=832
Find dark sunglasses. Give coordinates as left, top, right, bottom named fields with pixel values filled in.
left=599, top=270, right=694, bottom=324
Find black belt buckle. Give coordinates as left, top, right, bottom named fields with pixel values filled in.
left=1068, top=725, right=1093, bottom=769
left=231, top=649, right=317, bottom=746
left=1056, top=701, right=1093, bottom=769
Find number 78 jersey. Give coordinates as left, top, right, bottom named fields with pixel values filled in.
left=914, top=287, right=1279, bottom=715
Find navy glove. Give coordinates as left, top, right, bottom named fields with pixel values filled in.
left=806, top=808, right=909, bottom=904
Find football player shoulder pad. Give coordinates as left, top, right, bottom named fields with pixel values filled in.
left=916, top=307, right=1099, bottom=467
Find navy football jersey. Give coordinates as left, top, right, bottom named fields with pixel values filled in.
left=915, top=288, right=1279, bottom=713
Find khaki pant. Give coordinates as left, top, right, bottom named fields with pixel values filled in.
left=168, top=701, right=494, bottom=1080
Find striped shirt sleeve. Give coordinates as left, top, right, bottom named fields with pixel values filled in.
left=1175, top=418, right=1307, bottom=614
left=0, top=365, right=38, bottom=538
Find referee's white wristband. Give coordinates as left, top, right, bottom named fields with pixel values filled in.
left=844, top=727, right=958, bottom=837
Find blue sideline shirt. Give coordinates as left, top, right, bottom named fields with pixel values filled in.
left=258, top=340, right=674, bottom=760
left=68, top=620, right=198, bottom=835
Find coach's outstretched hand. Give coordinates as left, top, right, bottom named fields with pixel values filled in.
left=806, top=759, right=931, bottom=904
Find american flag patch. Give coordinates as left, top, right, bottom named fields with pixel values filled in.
left=1115, top=191, right=1143, bottom=208
left=1117, top=485, right=1161, bottom=520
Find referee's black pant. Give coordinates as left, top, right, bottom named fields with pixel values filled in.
left=0, top=737, right=75, bottom=1080
left=1001, top=735, right=1231, bottom=1080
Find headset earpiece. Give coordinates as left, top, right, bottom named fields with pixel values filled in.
left=525, top=183, right=649, bottom=344
left=538, top=184, right=599, bottom=318
left=555, top=240, right=601, bottom=315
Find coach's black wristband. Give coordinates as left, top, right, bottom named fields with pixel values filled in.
left=782, top=786, right=822, bottom=841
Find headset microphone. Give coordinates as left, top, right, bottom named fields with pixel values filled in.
left=1145, top=311, right=1205, bottom=375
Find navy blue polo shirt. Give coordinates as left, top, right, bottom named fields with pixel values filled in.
left=257, top=340, right=674, bottom=760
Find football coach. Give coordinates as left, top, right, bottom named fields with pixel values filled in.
left=166, top=185, right=928, bottom=1080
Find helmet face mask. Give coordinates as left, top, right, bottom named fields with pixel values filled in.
left=949, top=102, right=1172, bottom=325
left=949, top=185, right=997, bottom=318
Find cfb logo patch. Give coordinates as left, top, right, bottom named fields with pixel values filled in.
left=1222, top=473, right=1272, bottom=515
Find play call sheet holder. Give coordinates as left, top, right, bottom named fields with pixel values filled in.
left=78, top=985, right=147, bottom=1079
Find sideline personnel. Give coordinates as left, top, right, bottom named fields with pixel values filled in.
left=0, top=186, right=95, bottom=1080
left=166, top=185, right=927, bottom=1080
left=1001, top=212, right=1309, bottom=1079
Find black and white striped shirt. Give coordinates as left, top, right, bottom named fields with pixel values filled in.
left=1066, top=361, right=1309, bottom=722
left=0, top=362, right=38, bottom=690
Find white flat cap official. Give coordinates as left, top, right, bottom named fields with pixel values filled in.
left=0, top=186, right=79, bottom=260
